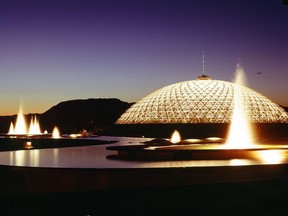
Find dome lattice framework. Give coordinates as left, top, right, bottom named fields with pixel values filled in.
left=116, top=76, right=288, bottom=124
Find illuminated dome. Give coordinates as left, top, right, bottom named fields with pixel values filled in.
left=116, top=75, right=288, bottom=124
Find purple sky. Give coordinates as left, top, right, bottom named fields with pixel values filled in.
left=0, top=0, right=287, bottom=115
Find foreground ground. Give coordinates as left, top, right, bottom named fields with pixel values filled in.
left=1, top=179, right=288, bottom=216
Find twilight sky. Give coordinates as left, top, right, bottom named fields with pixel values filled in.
left=0, top=0, right=287, bottom=115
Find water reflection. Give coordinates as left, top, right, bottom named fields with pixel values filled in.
left=10, top=150, right=40, bottom=166
left=229, top=159, right=252, bottom=166
left=256, top=150, right=286, bottom=164
left=31, top=150, right=40, bottom=166
left=52, top=149, right=59, bottom=165
left=10, top=151, right=25, bottom=166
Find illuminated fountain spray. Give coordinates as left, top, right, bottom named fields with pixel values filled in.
left=28, top=116, right=42, bottom=135
left=10, top=106, right=28, bottom=134
left=226, top=64, right=255, bottom=149
left=170, top=130, right=181, bottom=144
left=8, top=105, right=44, bottom=135
left=8, top=122, right=15, bottom=134
left=52, top=126, right=61, bottom=138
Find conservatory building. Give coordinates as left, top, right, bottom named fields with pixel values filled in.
left=116, top=75, right=288, bottom=124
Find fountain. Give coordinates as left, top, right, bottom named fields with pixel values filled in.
left=226, top=64, right=254, bottom=148
left=7, top=105, right=47, bottom=137
left=170, top=130, right=181, bottom=144
left=5, top=104, right=67, bottom=139
left=52, top=126, right=61, bottom=139
left=107, top=64, right=288, bottom=163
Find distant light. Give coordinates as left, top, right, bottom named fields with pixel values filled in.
left=24, top=141, right=33, bottom=149
left=69, top=134, right=79, bottom=138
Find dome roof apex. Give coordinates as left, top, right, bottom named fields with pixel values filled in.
left=196, top=74, right=212, bottom=80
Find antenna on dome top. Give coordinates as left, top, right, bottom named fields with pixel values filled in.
left=202, top=50, right=205, bottom=75
left=196, top=50, right=212, bottom=80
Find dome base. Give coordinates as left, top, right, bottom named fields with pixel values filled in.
left=108, top=123, right=288, bottom=139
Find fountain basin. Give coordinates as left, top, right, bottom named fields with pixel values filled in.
left=0, top=137, right=118, bottom=151
left=107, top=144, right=288, bottom=162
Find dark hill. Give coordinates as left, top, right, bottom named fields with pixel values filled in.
left=0, top=98, right=133, bottom=134
left=281, top=106, right=288, bottom=113
left=40, top=98, right=133, bottom=133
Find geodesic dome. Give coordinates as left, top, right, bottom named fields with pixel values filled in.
left=116, top=75, right=288, bottom=124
